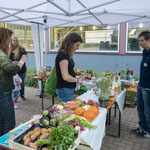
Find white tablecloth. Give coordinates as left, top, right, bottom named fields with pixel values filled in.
left=77, top=93, right=107, bottom=150
left=116, top=89, right=126, bottom=114
left=77, top=89, right=126, bottom=149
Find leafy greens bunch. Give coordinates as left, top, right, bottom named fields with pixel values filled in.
left=38, top=122, right=77, bottom=150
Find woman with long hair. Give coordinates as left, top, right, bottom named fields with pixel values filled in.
left=9, top=37, right=28, bottom=101
left=55, top=33, right=82, bottom=102
left=0, top=28, right=27, bottom=136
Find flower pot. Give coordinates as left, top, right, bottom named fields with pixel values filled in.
left=99, top=99, right=109, bottom=108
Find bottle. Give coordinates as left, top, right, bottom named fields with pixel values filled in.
left=112, top=75, right=116, bottom=92
left=117, top=75, right=121, bottom=93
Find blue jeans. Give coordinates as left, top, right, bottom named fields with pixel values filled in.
left=0, top=92, right=15, bottom=136
left=12, top=91, right=20, bottom=102
left=56, top=88, right=75, bottom=102
left=19, top=72, right=26, bottom=98
left=137, top=84, right=150, bottom=133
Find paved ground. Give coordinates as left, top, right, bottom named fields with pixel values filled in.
left=15, top=87, right=150, bottom=150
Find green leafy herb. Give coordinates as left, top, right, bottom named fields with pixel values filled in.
left=38, top=122, right=77, bottom=150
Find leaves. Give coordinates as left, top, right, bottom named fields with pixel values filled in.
left=37, top=122, right=77, bottom=149
left=100, top=75, right=113, bottom=100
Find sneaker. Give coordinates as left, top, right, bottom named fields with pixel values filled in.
left=21, top=97, right=27, bottom=101
left=16, top=102, right=20, bottom=107
left=131, top=127, right=144, bottom=135
left=137, top=131, right=150, bottom=138
left=143, top=132, right=150, bottom=138
left=14, top=103, right=19, bottom=109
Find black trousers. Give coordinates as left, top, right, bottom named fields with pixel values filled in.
left=0, top=91, right=16, bottom=136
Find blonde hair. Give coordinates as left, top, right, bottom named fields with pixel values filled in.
left=11, top=36, right=24, bottom=59
left=0, top=28, right=13, bottom=54
left=58, top=33, right=82, bottom=58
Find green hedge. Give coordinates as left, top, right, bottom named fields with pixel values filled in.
left=25, top=68, right=38, bottom=88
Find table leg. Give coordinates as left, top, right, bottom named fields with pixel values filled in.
left=118, top=110, right=121, bottom=138
left=52, top=96, right=55, bottom=105
left=41, top=81, right=44, bottom=110
left=108, top=108, right=111, bottom=125
left=115, top=102, right=117, bottom=117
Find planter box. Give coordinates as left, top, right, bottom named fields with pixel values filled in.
left=9, top=116, right=80, bottom=150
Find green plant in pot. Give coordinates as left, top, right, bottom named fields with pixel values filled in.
left=99, top=76, right=113, bottom=107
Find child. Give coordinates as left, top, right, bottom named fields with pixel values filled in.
left=12, top=74, right=22, bottom=108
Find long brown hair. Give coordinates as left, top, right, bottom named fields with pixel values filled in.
left=11, top=36, right=25, bottom=59
left=0, top=28, right=13, bottom=54
left=58, top=33, right=82, bottom=58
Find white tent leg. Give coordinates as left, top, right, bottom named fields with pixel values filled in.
left=44, top=16, right=48, bottom=67
left=31, top=23, right=44, bottom=92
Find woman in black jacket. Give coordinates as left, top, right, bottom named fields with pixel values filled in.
left=9, top=37, right=28, bottom=101
left=0, top=28, right=27, bottom=136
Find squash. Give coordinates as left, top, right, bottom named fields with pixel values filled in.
left=74, top=107, right=86, bottom=116
left=87, top=106, right=99, bottom=116
left=83, top=111, right=96, bottom=121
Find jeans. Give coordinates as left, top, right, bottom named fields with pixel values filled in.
left=0, top=92, right=15, bottom=136
left=19, top=72, right=26, bottom=98
left=56, top=88, right=75, bottom=102
left=137, top=84, right=150, bottom=133
left=12, top=91, right=20, bottom=102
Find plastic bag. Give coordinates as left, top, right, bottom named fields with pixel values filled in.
left=44, top=66, right=57, bottom=96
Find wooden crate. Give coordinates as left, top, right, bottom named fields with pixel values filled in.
left=9, top=116, right=80, bottom=150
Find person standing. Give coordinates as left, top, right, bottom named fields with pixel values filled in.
left=12, top=73, right=22, bottom=109
left=55, top=33, right=82, bottom=102
left=131, top=31, right=150, bottom=138
left=0, top=28, right=27, bottom=136
left=9, top=37, right=28, bottom=101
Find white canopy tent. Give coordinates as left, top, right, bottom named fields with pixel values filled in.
left=0, top=0, right=150, bottom=27
left=0, top=0, right=150, bottom=69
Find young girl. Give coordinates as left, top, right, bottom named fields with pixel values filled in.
left=12, top=74, right=22, bottom=108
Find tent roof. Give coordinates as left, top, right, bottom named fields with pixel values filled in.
left=0, top=0, right=150, bottom=27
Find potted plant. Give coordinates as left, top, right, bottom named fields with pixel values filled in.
left=99, top=75, right=113, bottom=107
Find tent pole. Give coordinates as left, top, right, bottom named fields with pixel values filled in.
left=0, top=1, right=48, bottom=21
left=47, top=0, right=69, bottom=15
left=0, top=9, right=30, bottom=23
left=76, top=0, right=105, bottom=27
left=73, top=0, right=120, bottom=15
left=44, top=16, right=48, bottom=67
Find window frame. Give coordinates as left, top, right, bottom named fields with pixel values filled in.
left=48, top=24, right=120, bottom=53
left=126, top=23, right=142, bottom=54
left=5, top=23, right=35, bottom=52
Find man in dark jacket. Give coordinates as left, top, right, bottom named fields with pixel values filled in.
left=131, top=31, right=150, bottom=138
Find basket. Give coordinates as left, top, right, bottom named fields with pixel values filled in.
left=9, top=116, right=80, bottom=150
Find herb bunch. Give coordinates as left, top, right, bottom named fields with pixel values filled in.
left=38, top=122, right=77, bottom=150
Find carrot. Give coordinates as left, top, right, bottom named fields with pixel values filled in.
left=66, top=105, right=79, bottom=110
left=73, top=99, right=81, bottom=101
left=65, top=104, right=77, bottom=108
left=66, top=102, right=77, bottom=105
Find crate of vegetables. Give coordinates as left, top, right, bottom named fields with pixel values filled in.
left=9, top=116, right=80, bottom=150
left=9, top=116, right=41, bottom=150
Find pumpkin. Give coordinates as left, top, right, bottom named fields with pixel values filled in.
left=87, top=106, right=99, bottom=116
left=83, top=111, right=96, bottom=121
left=74, top=107, right=86, bottom=116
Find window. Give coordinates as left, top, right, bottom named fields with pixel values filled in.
left=127, top=23, right=150, bottom=52
left=50, top=25, right=119, bottom=52
left=6, top=23, right=34, bottom=50
left=0, top=22, right=5, bottom=28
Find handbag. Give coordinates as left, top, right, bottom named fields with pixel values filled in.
left=44, top=66, right=57, bottom=96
